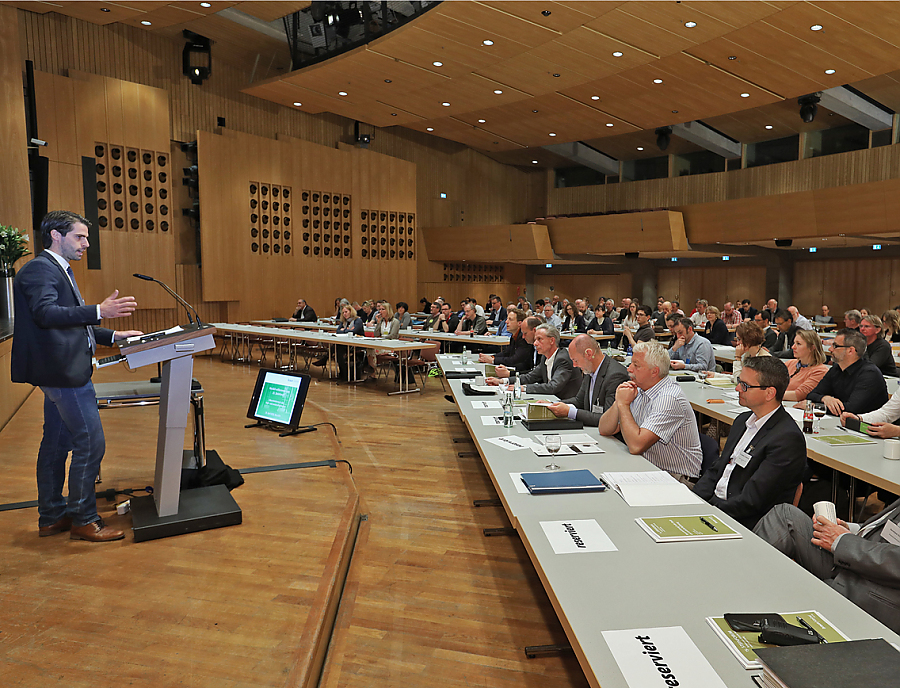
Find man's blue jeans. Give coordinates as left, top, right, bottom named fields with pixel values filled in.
left=37, top=382, right=104, bottom=527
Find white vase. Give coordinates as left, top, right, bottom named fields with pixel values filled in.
left=1, top=273, right=13, bottom=320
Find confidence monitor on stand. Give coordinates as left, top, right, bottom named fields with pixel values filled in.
left=245, top=370, right=316, bottom=437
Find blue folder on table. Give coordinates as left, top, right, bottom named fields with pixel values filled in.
left=520, top=469, right=607, bottom=494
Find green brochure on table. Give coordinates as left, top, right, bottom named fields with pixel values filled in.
left=706, top=611, right=848, bottom=670
left=814, top=434, right=877, bottom=446
left=526, top=403, right=556, bottom=420
left=635, top=514, right=740, bottom=542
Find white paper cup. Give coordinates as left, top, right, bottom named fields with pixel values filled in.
left=883, top=438, right=900, bottom=460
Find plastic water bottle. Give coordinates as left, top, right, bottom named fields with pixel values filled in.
left=626, top=344, right=633, bottom=356
left=461, top=344, right=468, bottom=361
left=503, top=392, right=515, bottom=428
left=514, top=376, right=521, bottom=401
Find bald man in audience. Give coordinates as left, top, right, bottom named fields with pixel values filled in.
left=767, top=298, right=778, bottom=313
left=547, top=334, right=630, bottom=425
left=788, top=306, right=814, bottom=331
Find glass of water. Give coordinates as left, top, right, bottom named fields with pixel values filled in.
left=544, top=434, right=562, bottom=471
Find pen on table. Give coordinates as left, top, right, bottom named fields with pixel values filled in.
left=796, top=616, right=827, bottom=643
left=699, top=516, right=718, bottom=532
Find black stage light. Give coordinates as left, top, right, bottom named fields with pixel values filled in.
left=798, top=94, right=820, bottom=123
left=182, top=30, right=211, bottom=85
left=655, top=126, right=672, bottom=151
left=774, top=239, right=793, bottom=247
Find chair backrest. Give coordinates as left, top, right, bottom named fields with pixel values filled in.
left=698, top=433, right=720, bottom=478
left=420, top=341, right=441, bottom=362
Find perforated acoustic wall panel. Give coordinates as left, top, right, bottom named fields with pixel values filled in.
left=359, top=210, right=414, bottom=261
left=95, top=143, right=171, bottom=234
left=298, top=190, right=351, bottom=258
left=250, top=183, right=292, bottom=256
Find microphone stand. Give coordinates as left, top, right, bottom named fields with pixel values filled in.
left=133, top=273, right=202, bottom=327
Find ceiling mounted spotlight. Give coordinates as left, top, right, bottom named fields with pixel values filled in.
left=182, top=30, right=211, bottom=85
left=684, top=21, right=697, bottom=28
left=798, top=93, right=821, bottom=123
left=612, top=51, right=623, bottom=57
left=655, top=126, right=672, bottom=151
left=541, top=10, right=551, bottom=16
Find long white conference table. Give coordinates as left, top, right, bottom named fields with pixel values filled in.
left=437, top=354, right=899, bottom=688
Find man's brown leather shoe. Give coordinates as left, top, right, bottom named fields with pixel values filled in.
left=38, top=516, right=72, bottom=537
left=70, top=519, right=125, bottom=542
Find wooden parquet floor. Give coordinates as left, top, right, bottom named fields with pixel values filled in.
left=0, top=357, right=588, bottom=688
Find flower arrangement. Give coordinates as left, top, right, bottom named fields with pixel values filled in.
left=0, top=224, right=31, bottom=276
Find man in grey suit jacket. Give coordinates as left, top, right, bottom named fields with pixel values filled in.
left=547, top=334, right=629, bottom=426
left=755, top=498, right=900, bottom=633
left=487, top=323, right=582, bottom=399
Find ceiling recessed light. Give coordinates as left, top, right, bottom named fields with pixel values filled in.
left=606, top=123, right=614, bottom=127
left=339, top=91, right=348, bottom=96
left=612, top=51, right=623, bottom=57
left=200, top=1, right=211, bottom=6
left=672, top=110, right=678, bottom=114
left=426, top=127, right=434, bottom=132
left=825, top=68, right=836, bottom=75
left=391, top=113, right=397, bottom=116
left=141, top=20, right=152, bottom=25
left=811, top=24, right=823, bottom=31
left=532, top=159, right=539, bottom=164
left=591, top=95, right=600, bottom=101
left=493, top=89, right=503, bottom=94
left=483, top=39, right=494, bottom=46
left=532, top=109, right=538, bottom=113
left=101, top=7, right=111, bottom=11
left=653, top=79, right=663, bottom=84
left=684, top=21, right=697, bottom=28
left=765, top=124, right=773, bottom=129
left=637, top=147, right=644, bottom=151
left=548, top=132, right=557, bottom=137
left=293, top=102, right=302, bottom=107
left=728, top=55, right=737, bottom=60
left=442, top=102, right=450, bottom=106
left=552, top=73, right=560, bottom=78
left=740, top=92, right=750, bottom=97
left=541, top=10, right=551, bottom=17
left=432, top=61, right=443, bottom=67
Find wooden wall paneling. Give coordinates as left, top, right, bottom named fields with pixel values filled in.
left=888, top=259, right=900, bottom=309
left=723, top=266, right=767, bottom=311
left=812, top=179, right=890, bottom=237
left=544, top=211, right=689, bottom=255
left=793, top=261, right=825, bottom=317
left=0, top=339, right=34, bottom=432
left=854, top=258, right=892, bottom=317
left=657, top=269, right=682, bottom=306
left=699, top=266, right=730, bottom=309
left=198, top=129, right=240, bottom=302
left=820, top=260, right=855, bottom=321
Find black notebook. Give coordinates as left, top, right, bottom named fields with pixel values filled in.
left=754, top=638, right=900, bottom=687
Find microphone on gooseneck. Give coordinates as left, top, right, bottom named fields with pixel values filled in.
left=132, top=273, right=201, bottom=325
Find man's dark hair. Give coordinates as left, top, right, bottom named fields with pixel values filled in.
left=534, top=298, right=545, bottom=308
left=41, top=210, right=89, bottom=249
left=637, top=305, right=653, bottom=317
left=741, top=299, right=751, bottom=305
left=744, top=356, right=790, bottom=402
left=773, top=308, right=792, bottom=323
left=758, top=309, right=772, bottom=324
left=676, top=317, right=694, bottom=331
left=837, top=328, right=867, bottom=357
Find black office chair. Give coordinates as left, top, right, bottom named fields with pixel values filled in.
left=698, top=433, right=720, bottom=479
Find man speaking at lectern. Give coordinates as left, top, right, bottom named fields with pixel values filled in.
left=11, top=211, right=142, bottom=542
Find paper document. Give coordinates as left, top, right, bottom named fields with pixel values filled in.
left=509, top=472, right=529, bottom=494
left=467, top=385, right=498, bottom=393
left=602, top=626, right=727, bottom=688
left=481, top=416, right=505, bottom=426
left=484, top=436, right=531, bottom=451
left=635, top=515, right=741, bottom=542
left=601, top=471, right=704, bottom=507
left=814, top=434, right=877, bottom=446
left=540, top=519, right=617, bottom=554
left=126, top=325, right=183, bottom=343
left=535, top=432, right=598, bottom=445
left=471, top=400, right=502, bottom=409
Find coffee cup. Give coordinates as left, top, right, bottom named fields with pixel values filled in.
left=884, top=438, right=900, bottom=460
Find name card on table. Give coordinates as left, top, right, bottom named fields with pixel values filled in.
left=601, top=626, right=727, bottom=688
left=540, top=519, right=617, bottom=554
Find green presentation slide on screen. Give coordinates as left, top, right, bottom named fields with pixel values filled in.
left=254, top=373, right=302, bottom=425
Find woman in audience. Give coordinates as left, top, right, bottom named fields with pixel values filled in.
left=588, top=305, right=614, bottom=336
left=860, top=307, right=871, bottom=319
left=701, top=306, right=731, bottom=345
left=335, top=305, right=365, bottom=380
left=359, top=300, right=375, bottom=323
left=367, top=301, right=400, bottom=376
left=781, top=329, right=829, bottom=402
left=882, top=310, right=900, bottom=342
left=621, top=301, right=639, bottom=330
left=395, top=301, right=413, bottom=329
left=731, top=321, right=771, bottom=379
left=561, top=302, right=586, bottom=333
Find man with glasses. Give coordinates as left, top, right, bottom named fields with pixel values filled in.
left=694, top=357, right=806, bottom=529
left=485, top=295, right=507, bottom=329
left=806, top=329, right=888, bottom=416
left=770, top=309, right=801, bottom=358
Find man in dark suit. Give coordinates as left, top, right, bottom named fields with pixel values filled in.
left=547, top=334, right=629, bottom=425
left=485, top=294, right=507, bottom=329
left=478, top=308, right=535, bottom=373
left=755, top=309, right=778, bottom=351
left=11, top=211, right=142, bottom=542
left=289, top=298, right=316, bottom=322
left=755, top=497, right=900, bottom=633
left=487, top=323, right=582, bottom=398
left=694, top=357, right=807, bottom=530
left=770, top=308, right=800, bottom=358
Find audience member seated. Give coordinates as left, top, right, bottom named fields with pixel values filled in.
left=365, top=301, right=401, bottom=376
left=433, top=302, right=459, bottom=334
left=770, top=309, right=801, bottom=358
left=694, top=357, right=807, bottom=529
left=766, top=298, right=778, bottom=313
left=561, top=302, right=587, bottom=333
left=859, top=314, right=897, bottom=376
left=690, top=299, right=709, bottom=329
left=551, top=294, right=562, bottom=313
left=652, top=297, right=665, bottom=320
left=289, top=298, right=317, bottom=322
left=882, top=310, right=900, bottom=342
left=598, top=341, right=702, bottom=484
left=781, top=329, right=829, bottom=402
left=721, top=302, right=743, bottom=327
left=333, top=297, right=350, bottom=319
left=395, top=301, right=413, bottom=329
left=815, top=305, right=835, bottom=325
left=738, top=299, right=758, bottom=322
left=731, top=321, right=771, bottom=380
left=485, top=295, right=507, bottom=329
left=671, top=300, right=685, bottom=316
left=335, top=305, right=366, bottom=380
left=422, top=302, right=440, bottom=330
left=588, top=306, right=614, bottom=336
left=755, top=309, right=778, bottom=350
left=669, top=318, right=716, bottom=373
left=478, top=308, right=534, bottom=372
left=654, top=301, right=672, bottom=328
left=754, top=497, right=900, bottom=633
left=542, top=303, right=562, bottom=329
left=360, top=300, right=375, bottom=323
left=621, top=301, right=639, bottom=330
left=617, top=297, right=632, bottom=323
left=486, top=324, right=582, bottom=398
left=547, top=334, right=630, bottom=425
left=844, top=309, right=862, bottom=331
left=805, top=328, right=888, bottom=415
left=788, top=306, right=814, bottom=331
left=622, top=304, right=655, bottom=350
left=701, top=306, right=731, bottom=345
left=456, top=303, right=487, bottom=335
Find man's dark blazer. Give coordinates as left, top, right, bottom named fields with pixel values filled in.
left=494, top=330, right=535, bottom=372
left=12, top=251, right=114, bottom=388
left=292, top=305, right=317, bottom=322
left=771, top=324, right=800, bottom=358
left=486, top=306, right=507, bottom=327
left=694, top=406, right=806, bottom=530
left=559, top=354, right=629, bottom=426
left=762, top=326, right=777, bottom=351
left=518, top=346, right=583, bottom=398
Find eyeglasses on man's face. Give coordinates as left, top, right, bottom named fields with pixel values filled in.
left=735, top=378, right=770, bottom=393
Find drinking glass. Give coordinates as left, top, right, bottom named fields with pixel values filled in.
left=545, top=434, right=562, bottom=471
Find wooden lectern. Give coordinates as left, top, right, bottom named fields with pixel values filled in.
left=119, top=324, right=241, bottom=541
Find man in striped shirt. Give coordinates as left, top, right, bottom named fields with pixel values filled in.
left=598, top=340, right=703, bottom=484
